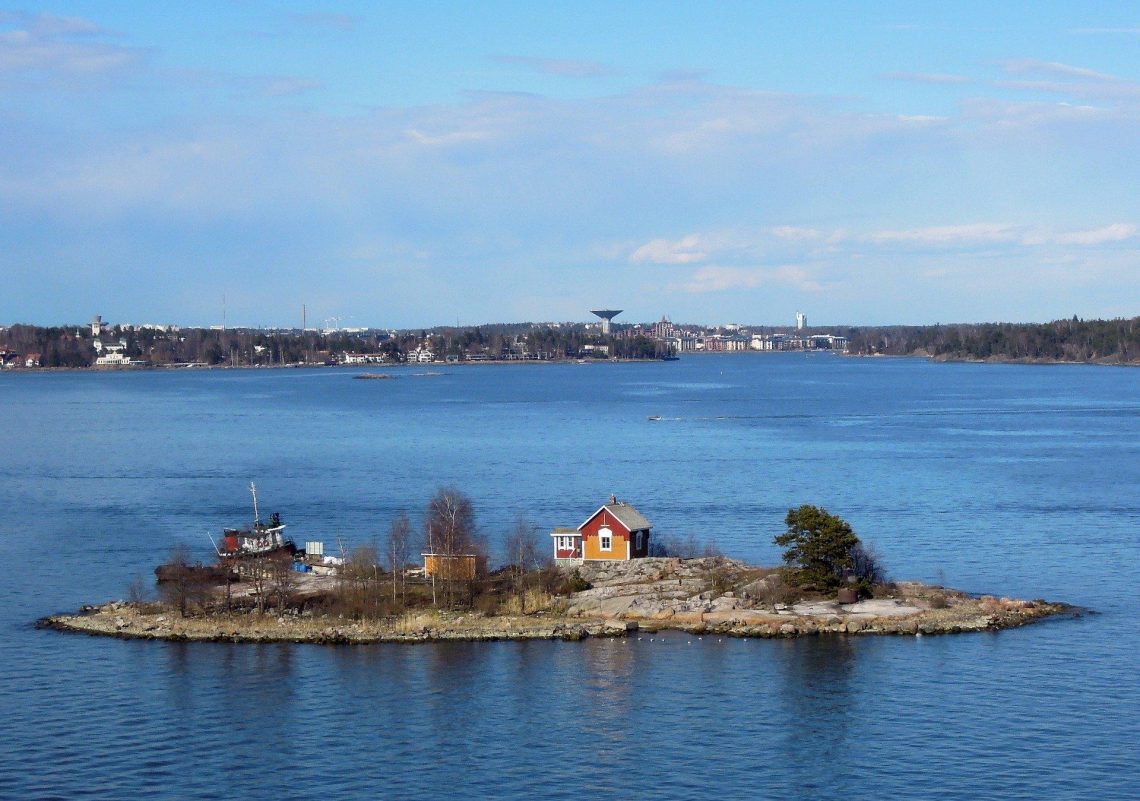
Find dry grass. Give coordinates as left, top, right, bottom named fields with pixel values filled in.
left=498, top=588, right=555, bottom=615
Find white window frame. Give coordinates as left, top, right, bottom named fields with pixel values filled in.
left=599, top=526, right=612, bottom=552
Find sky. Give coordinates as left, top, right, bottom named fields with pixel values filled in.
left=1, top=2, right=1138, bottom=328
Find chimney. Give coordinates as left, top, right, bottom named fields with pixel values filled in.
left=609, top=494, right=617, bottom=505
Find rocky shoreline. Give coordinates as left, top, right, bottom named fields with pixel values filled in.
left=40, top=558, right=1077, bottom=645
left=39, top=605, right=637, bottom=644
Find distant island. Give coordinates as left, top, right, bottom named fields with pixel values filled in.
left=40, top=497, right=1077, bottom=645
left=843, top=316, right=1140, bottom=365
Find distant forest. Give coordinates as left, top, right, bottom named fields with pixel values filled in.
left=842, top=316, right=1140, bottom=363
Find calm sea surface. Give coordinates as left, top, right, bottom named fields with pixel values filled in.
left=1, top=354, right=1137, bottom=800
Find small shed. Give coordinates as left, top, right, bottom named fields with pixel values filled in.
left=422, top=552, right=484, bottom=580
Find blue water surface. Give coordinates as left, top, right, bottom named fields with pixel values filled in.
left=0, top=354, right=1137, bottom=800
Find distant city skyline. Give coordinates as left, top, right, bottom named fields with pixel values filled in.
left=1, top=2, right=1137, bottom=328
left=5, top=308, right=837, bottom=332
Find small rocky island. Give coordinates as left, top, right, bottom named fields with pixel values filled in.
left=41, top=501, right=1076, bottom=644
left=42, top=557, right=1072, bottom=644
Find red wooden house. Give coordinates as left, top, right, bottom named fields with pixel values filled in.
left=552, top=495, right=652, bottom=563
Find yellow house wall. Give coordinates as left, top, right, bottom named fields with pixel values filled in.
left=582, top=530, right=630, bottom=561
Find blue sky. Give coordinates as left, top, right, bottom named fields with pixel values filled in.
left=1, top=2, right=1137, bottom=328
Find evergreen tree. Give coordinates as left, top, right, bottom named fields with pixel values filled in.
left=774, top=505, right=860, bottom=591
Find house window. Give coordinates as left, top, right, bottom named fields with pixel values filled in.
left=634, top=531, right=642, bottom=551
left=599, top=527, right=612, bottom=551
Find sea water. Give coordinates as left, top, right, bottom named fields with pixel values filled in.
left=0, top=354, right=1137, bottom=799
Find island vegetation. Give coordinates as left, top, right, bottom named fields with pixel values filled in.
left=842, top=315, right=1140, bottom=364
left=41, top=491, right=1074, bottom=644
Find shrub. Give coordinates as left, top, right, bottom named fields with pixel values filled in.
left=564, top=569, right=591, bottom=594
left=755, top=573, right=796, bottom=607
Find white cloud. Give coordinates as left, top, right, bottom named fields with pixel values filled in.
left=1071, top=27, right=1140, bottom=35
left=993, top=59, right=1140, bottom=100
left=404, top=128, right=492, bottom=146
left=999, top=59, right=1117, bottom=82
left=0, top=13, right=138, bottom=75
left=962, top=98, right=1113, bottom=128
left=262, top=76, right=322, bottom=97
left=493, top=55, right=612, bottom=78
left=672, top=265, right=821, bottom=293
left=1052, top=223, right=1137, bottom=245
left=770, top=226, right=824, bottom=242
left=288, top=12, right=360, bottom=32
left=897, top=114, right=949, bottom=124
left=28, top=14, right=104, bottom=37
left=629, top=234, right=707, bottom=264
left=882, top=71, right=973, bottom=84
left=861, top=222, right=1136, bottom=249
left=864, top=223, right=1019, bottom=246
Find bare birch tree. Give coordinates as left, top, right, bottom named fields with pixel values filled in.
left=269, top=554, right=298, bottom=612
left=386, top=512, right=412, bottom=605
left=159, top=544, right=195, bottom=618
left=248, top=554, right=271, bottom=613
left=504, top=515, right=541, bottom=612
left=340, top=544, right=380, bottom=618
left=425, top=488, right=476, bottom=609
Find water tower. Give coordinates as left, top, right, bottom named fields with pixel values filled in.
left=590, top=309, right=623, bottom=335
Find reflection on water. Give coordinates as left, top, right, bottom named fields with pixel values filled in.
left=774, top=637, right=858, bottom=788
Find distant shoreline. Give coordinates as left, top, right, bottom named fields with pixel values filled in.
left=6, top=349, right=1139, bottom=374
left=845, top=352, right=1140, bottom=367
left=2, top=357, right=670, bottom=374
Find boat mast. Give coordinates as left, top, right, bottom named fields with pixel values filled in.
left=249, top=482, right=260, bottom=527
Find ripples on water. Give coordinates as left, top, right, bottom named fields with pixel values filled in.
left=1, top=355, right=1138, bottom=800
